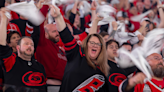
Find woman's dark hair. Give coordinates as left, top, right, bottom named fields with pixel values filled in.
left=7, top=31, right=20, bottom=43
left=99, top=31, right=109, bottom=37
left=100, top=24, right=109, bottom=32
left=121, top=42, right=133, bottom=49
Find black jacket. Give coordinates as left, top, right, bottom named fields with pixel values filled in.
left=59, top=27, right=110, bottom=92
left=0, top=45, right=47, bottom=92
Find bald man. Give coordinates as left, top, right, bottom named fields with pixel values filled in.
left=44, top=24, right=60, bottom=43
left=36, top=24, right=67, bottom=92
left=119, top=53, right=164, bottom=92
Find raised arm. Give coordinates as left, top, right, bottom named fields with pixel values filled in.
left=119, top=72, right=146, bottom=92
left=91, top=1, right=97, bottom=21
left=68, top=1, right=79, bottom=25
left=124, top=0, right=130, bottom=10
left=89, top=14, right=103, bottom=35
left=50, top=5, right=80, bottom=61
left=71, top=0, right=79, bottom=14
left=0, top=8, right=16, bottom=72
left=157, top=2, right=164, bottom=28
left=50, top=5, right=66, bottom=32
left=0, top=8, right=8, bottom=46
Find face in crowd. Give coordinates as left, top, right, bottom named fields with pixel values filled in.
left=103, top=35, right=109, bottom=42
left=74, top=14, right=80, bottom=28
left=147, top=53, right=164, bottom=78
left=140, top=20, right=151, bottom=36
left=45, top=24, right=60, bottom=43
left=17, top=37, right=34, bottom=57
left=136, top=2, right=144, bottom=13
left=106, top=40, right=119, bottom=61
left=7, top=32, right=21, bottom=50
left=87, top=36, right=102, bottom=61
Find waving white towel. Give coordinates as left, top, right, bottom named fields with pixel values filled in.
left=6, top=0, right=45, bottom=26
left=130, top=10, right=152, bottom=22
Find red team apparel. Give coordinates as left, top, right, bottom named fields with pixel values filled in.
left=36, top=23, right=67, bottom=81
left=119, top=77, right=164, bottom=92
left=0, top=45, right=47, bottom=92
left=134, top=78, right=164, bottom=92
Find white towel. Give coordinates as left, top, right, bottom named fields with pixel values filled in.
left=6, top=0, right=45, bottom=26
left=142, top=28, right=164, bottom=57
left=116, top=47, right=153, bottom=79
left=130, top=10, right=152, bottom=22
left=48, top=0, right=60, bottom=24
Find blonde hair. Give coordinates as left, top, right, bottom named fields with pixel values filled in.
left=82, top=34, right=110, bottom=76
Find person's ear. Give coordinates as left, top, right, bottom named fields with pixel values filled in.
left=8, top=43, right=11, bottom=47
left=45, top=32, right=49, bottom=39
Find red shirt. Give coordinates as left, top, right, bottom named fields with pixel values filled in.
left=135, top=78, right=164, bottom=92
left=36, top=5, right=67, bottom=81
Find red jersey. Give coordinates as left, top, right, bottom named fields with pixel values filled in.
left=135, top=79, right=164, bottom=92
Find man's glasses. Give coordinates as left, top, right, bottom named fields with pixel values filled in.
left=153, top=56, right=163, bottom=62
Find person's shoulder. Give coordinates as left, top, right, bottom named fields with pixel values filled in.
left=32, top=59, right=45, bottom=68
left=10, top=19, right=20, bottom=23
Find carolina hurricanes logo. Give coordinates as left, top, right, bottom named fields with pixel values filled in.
left=108, top=73, right=126, bottom=86
left=7, top=23, right=18, bottom=32
left=22, top=71, right=46, bottom=86
left=73, top=74, right=105, bottom=92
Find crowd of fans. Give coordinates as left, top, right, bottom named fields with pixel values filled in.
left=0, top=0, right=164, bottom=92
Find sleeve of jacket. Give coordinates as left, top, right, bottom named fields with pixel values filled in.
left=118, top=78, right=134, bottom=92
left=31, top=25, right=40, bottom=53
left=0, top=45, right=16, bottom=72
left=80, top=17, right=85, bottom=32
left=59, top=27, right=80, bottom=61
left=69, top=12, right=76, bottom=25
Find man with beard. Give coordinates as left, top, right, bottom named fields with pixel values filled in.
left=36, top=24, right=67, bottom=92
left=0, top=8, right=47, bottom=92
left=119, top=53, right=164, bottom=92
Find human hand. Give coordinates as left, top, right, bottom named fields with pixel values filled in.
left=91, top=1, right=97, bottom=10
left=36, top=0, right=45, bottom=9
left=137, top=34, right=144, bottom=41
left=94, top=13, right=104, bottom=22
left=50, top=5, right=61, bottom=18
left=129, top=72, right=146, bottom=86
left=36, top=0, right=44, bottom=9
left=74, top=35, right=80, bottom=40
left=112, top=21, right=118, bottom=30
left=157, top=3, right=163, bottom=9
left=0, top=7, right=9, bottom=20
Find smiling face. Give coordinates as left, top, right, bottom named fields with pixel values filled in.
left=87, top=36, right=102, bottom=61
